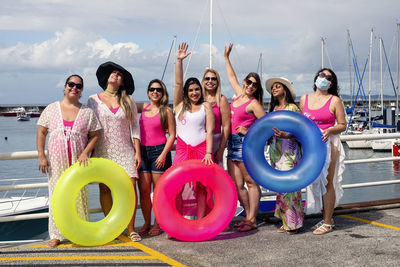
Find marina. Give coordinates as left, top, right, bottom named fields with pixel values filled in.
left=1, top=115, right=400, bottom=265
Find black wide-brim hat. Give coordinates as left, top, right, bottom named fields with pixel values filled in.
left=96, top=61, right=135, bottom=95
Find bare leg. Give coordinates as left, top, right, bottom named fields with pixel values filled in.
left=228, top=159, right=250, bottom=220
left=322, top=144, right=339, bottom=225
left=239, top=162, right=261, bottom=224
left=196, top=182, right=207, bottom=219
left=138, top=172, right=152, bottom=234
left=149, top=173, right=162, bottom=235
left=127, top=177, right=138, bottom=235
left=99, top=183, right=112, bottom=216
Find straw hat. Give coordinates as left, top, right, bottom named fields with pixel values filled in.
left=265, top=77, right=296, bottom=100
left=96, top=61, right=135, bottom=95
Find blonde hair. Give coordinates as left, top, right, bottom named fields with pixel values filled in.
left=202, top=69, right=221, bottom=107
left=119, top=90, right=136, bottom=122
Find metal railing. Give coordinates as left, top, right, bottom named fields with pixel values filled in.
left=1, top=132, right=400, bottom=221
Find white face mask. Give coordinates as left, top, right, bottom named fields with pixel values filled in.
left=315, top=77, right=331, bottom=90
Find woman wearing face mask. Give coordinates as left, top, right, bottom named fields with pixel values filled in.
left=224, top=43, right=266, bottom=232
left=37, top=74, right=101, bottom=248
left=299, top=68, right=346, bottom=235
left=87, top=62, right=142, bottom=241
left=173, top=42, right=214, bottom=220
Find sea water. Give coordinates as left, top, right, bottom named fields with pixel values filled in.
left=1, top=116, right=400, bottom=223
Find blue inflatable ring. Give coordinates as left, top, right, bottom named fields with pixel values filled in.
left=243, top=110, right=327, bottom=193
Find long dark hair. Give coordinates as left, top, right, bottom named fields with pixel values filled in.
left=312, top=68, right=340, bottom=97
left=178, top=77, right=204, bottom=120
left=147, top=79, right=169, bottom=130
left=268, top=83, right=296, bottom=112
left=244, top=72, right=263, bottom=104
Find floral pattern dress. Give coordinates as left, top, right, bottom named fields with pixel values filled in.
left=37, top=102, right=102, bottom=240
left=268, top=104, right=304, bottom=230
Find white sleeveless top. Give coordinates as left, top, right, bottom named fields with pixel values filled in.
left=176, top=104, right=206, bottom=146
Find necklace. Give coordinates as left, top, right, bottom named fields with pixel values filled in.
left=105, top=89, right=118, bottom=97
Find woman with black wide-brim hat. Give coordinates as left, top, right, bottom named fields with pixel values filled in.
left=87, top=61, right=142, bottom=241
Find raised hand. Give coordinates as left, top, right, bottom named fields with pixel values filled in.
left=224, top=43, right=233, bottom=58
left=177, top=42, right=190, bottom=61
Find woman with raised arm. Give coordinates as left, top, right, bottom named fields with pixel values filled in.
left=37, top=74, right=101, bottom=248
left=87, top=62, right=142, bottom=241
left=299, top=68, right=346, bottom=235
left=173, top=42, right=214, bottom=219
left=224, top=43, right=266, bottom=232
left=201, top=69, right=231, bottom=167
left=265, top=77, right=303, bottom=235
left=136, top=79, right=176, bottom=237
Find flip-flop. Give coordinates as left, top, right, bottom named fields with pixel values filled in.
left=148, top=227, right=163, bottom=236
left=46, top=239, right=60, bottom=248
left=137, top=226, right=151, bottom=235
left=233, top=219, right=248, bottom=228
left=128, top=232, right=142, bottom=242
left=238, top=221, right=257, bottom=232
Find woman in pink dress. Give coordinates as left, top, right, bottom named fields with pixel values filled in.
left=300, top=68, right=346, bottom=235
left=224, top=43, right=266, bottom=232
left=37, top=74, right=101, bottom=248
left=87, top=62, right=142, bottom=241
left=201, top=69, right=231, bottom=167
left=136, top=79, right=176, bottom=236
left=174, top=42, right=214, bottom=219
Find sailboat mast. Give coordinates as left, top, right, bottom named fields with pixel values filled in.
left=396, top=23, right=400, bottom=126
left=368, top=28, right=373, bottom=125
left=347, top=30, right=353, bottom=107
left=380, top=37, right=384, bottom=118
left=209, top=0, right=213, bottom=69
left=321, top=37, right=325, bottom=68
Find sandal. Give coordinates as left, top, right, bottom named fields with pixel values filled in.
left=233, top=219, right=248, bottom=228
left=277, top=226, right=285, bottom=233
left=313, top=223, right=334, bottom=235
left=312, top=219, right=335, bottom=230
left=128, top=232, right=142, bottom=242
left=238, top=221, right=257, bottom=232
left=137, top=226, right=151, bottom=235
left=285, top=229, right=298, bottom=235
left=148, top=227, right=163, bottom=236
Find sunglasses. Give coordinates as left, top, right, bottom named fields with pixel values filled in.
left=148, top=87, right=163, bottom=93
left=204, top=77, right=217, bottom=81
left=66, top=82, right=83, bottom=90
left=245, top=79, right=258, bottom=87
left=318, top=72, right=333, bottom=81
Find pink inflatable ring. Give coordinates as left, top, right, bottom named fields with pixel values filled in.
left=153, top=160, right=237, bottom=241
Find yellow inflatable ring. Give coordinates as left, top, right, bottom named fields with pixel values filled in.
left=52, top=158, right=135, bottom=246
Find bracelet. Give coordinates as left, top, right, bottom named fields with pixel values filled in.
left=206, top=152, right=212, bottom=154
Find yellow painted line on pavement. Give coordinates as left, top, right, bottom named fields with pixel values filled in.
left=118, top=235, right=187, bottom=267
left=0, top=256, right=154, bottom=261
left=339, top=214, right=400, bottom=231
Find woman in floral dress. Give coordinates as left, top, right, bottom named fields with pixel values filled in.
left=37, top=74, right=101, bottom=247
left=265, top=77, right=303, bottom=234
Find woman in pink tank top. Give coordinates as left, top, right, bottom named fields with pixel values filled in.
left=224, top=43, right=266, bottom=232
left=300, top=68, right=346, bottom=235
left=136, top=79, right=176, bottom=237
left=201, top=69, right=231, bottom=166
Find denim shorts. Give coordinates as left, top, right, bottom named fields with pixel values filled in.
left=139, top=143, right=172, bottom=173
left=227, top=134, right=245, bottom=162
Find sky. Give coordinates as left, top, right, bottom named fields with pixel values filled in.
left=0, top=0, right=399, bottom=105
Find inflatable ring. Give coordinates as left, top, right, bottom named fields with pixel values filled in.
left=243, top=110, right=327, bottom=193
left=153, top=160, right=237, bottom=241
left=52, top=158, right=135, bottom=246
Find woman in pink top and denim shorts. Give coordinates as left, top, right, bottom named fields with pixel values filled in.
left=300, top=68, right=346, bottom=235
left=136, top=79, right=176, bottom=237
left=224, top=43, right=266, bottom=232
